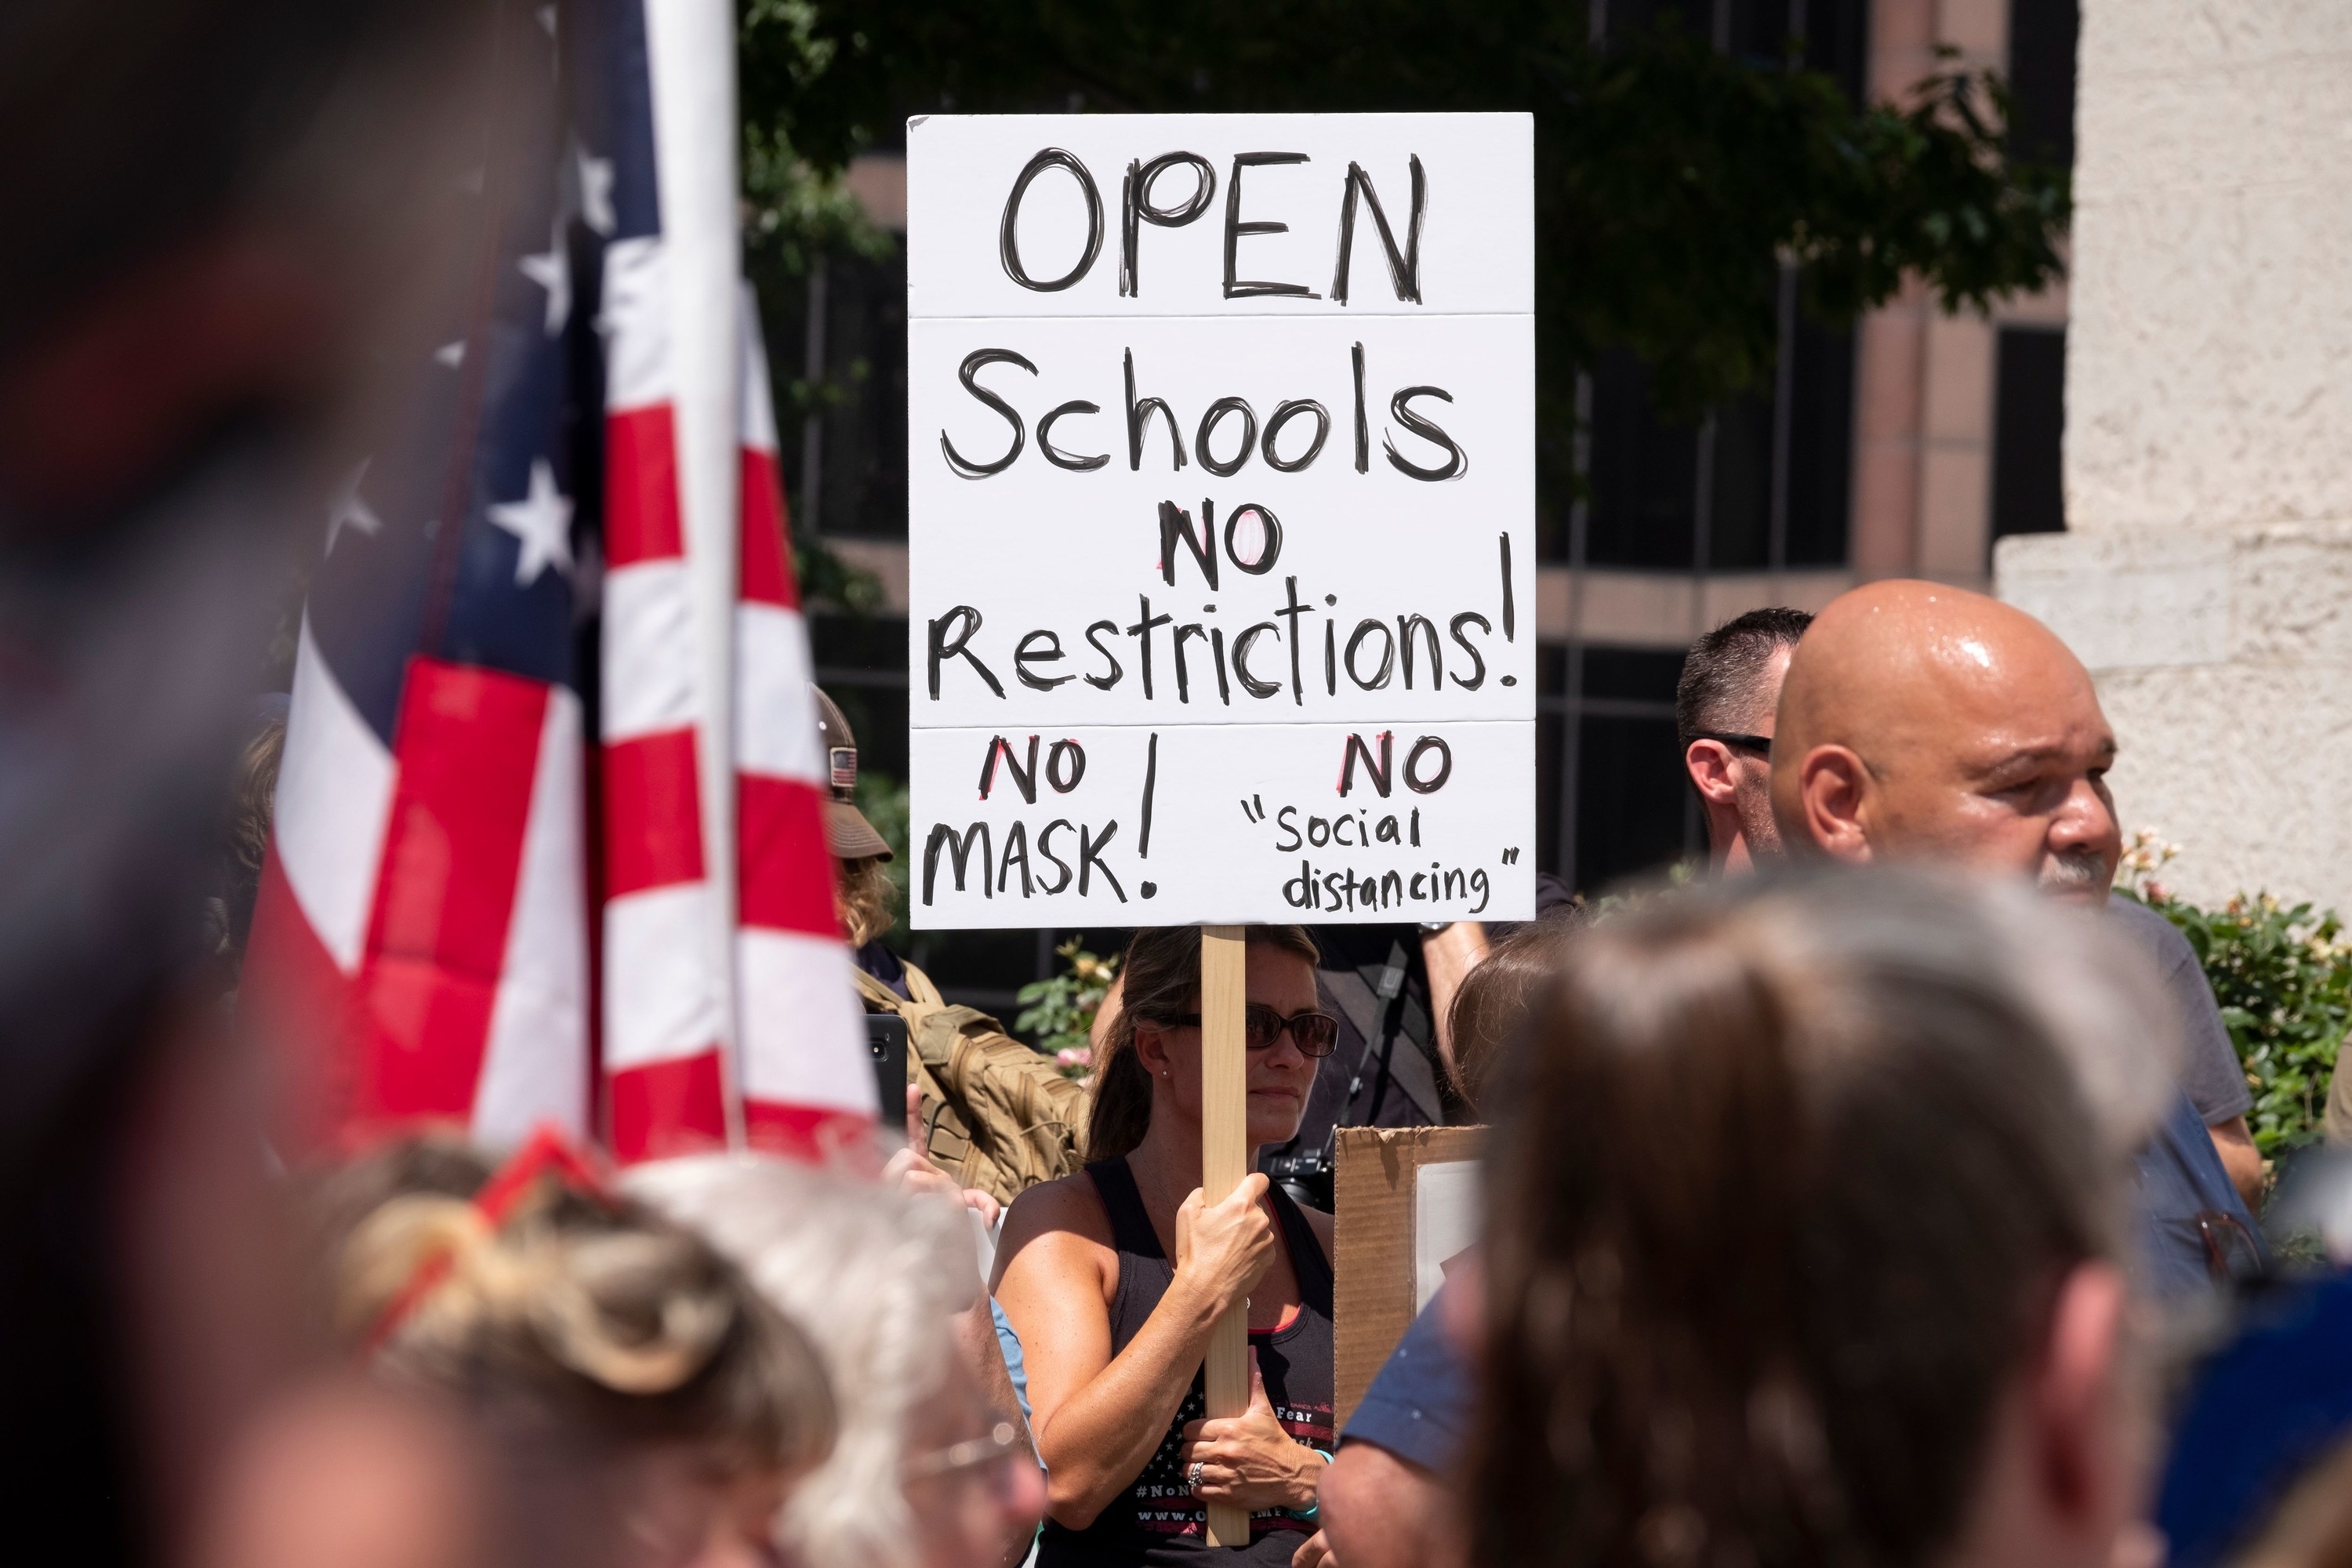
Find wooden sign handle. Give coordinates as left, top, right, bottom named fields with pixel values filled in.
left=1198, top=924, right=1252, bottom=1548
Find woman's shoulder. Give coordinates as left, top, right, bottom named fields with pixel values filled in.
left=993, top=1167, right=1119, bottom=1295
left=1002, top=1167, right=1117, bottom=1251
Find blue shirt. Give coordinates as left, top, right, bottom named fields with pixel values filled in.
left=991, top=1296, right=1031, bottom=1419
left=2137, top=1087, right=2269, bottom=1298
left=1340, top=1281, right=1468, bottom=1473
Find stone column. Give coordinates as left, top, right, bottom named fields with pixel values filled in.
left=1998, top=3, right=2352, bottom=911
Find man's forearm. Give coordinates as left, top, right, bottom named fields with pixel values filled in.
left=2208, top=1114, right=2266, bottom=1210
left=1420, top=922, right=1490, bottom=1064
left=1320, top=1442, right=1458, bottom=1568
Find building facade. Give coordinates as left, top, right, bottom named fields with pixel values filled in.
left=1999, top=1, right=2352, bottom=916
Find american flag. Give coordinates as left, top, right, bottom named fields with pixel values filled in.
left=243, top=0, right=873, bottom=1164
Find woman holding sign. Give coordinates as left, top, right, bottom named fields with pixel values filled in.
left=993, top=925, right=1340, bottom=1567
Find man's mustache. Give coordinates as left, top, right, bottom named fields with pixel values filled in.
left=2038, top=849, right=2112, bottom=889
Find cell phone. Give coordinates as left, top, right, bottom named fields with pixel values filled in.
left=866, top=1012, right=909, bottom=1143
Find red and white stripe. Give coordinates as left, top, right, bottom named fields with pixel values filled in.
left=251, top=626, right=592, bottom=1156
left=597, top=230, right=735, bottom=1163
left=594, top=246, right=869, bottom=1164
left=734, top=293, right=873, bottom=1160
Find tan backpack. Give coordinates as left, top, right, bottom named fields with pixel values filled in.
left=855, top=961, right=1090, bottom=1207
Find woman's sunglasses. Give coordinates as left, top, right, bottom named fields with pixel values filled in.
left=1163, top=1004, right=1341, bottom=1058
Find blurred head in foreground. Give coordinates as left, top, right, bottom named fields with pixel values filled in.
left=2225, top=1437, right=2352, bottom=1568
left=1472, top=871, right=2174, bottom=1568
left=0, top=0, right=495, bottom=1558
left=1771, top=581, right=2121, bottom=904
left=317, top=1137, right=835, bottom=1568
left=629, top=1155, right=1045, bottom=1568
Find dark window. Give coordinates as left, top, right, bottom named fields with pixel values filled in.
left=1534, top=645, right=1569, bottom=877
left=1574, top=318, right=1853, bottom=573
left=1803, top=0, right=1869, bottom=100
left=811, top=250, right=909, bottom=539
left=2008, top=0, right=2079, bottom=169
left=1585, top=351, right=1700, bottom=570
left=1540, top=643, right=1699, bottom=896
left=1575, top=711, right=1693, bottom=893
left=1726, top=0, right=1797, bottom=64
left=1605, top=0, right=1861, bottom=73
left=1559, top=2, right=1865, bottom=575
left=1783, top=317, right=1855, bottom=565
left=1708, top=389, right=1776, bottom=572
left=1991, top=327, right=2066, bottom=546
left=1581, top=646, right=1684, bottom=704
left=1604, top=0, right=1713, bottom=40
left=764, top=248, right=909, bottom=542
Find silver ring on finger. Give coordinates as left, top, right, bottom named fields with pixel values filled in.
left=1189, top=1461, right=1205, bottom=1495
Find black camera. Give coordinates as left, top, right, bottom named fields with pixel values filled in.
left=1261, top=1145, right=1334, bottom=1210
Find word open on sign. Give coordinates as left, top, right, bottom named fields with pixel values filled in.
left=908, top=114, right=1534, bottom=927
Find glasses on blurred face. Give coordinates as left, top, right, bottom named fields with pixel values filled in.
left=1693, top=731, right=1772, bottom=757
left=2195, top=1210, right=2263, bottom=1284
left=903, top=1421, right=1025, bottom=1486
left=1163, top=1004, right=1341, bottom=1058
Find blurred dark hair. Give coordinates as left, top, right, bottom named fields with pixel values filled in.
left=1675, top=607, right=1811, bottom=750
left=1472, top=872, right=2167, bottom=1568
left=1086, top=924, right=1320, bottom=1163
left=0, top=4, right=485, bottom=1560
left=1442, top=915, right=1582, bottom=1117
left=0, top=0, right=474, bottom=373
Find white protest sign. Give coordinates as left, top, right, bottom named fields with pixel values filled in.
left=906, top=113, right=1534, bottom=927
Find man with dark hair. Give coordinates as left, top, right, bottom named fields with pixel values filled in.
left=1676, top=607, right=1813, bottom=871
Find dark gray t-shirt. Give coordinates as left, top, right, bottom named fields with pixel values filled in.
left=2108, top=894, right=2254, bottom=1126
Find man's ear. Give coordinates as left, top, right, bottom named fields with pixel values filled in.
left=2032, top=1261, right=2129, bottom=1524
left=1684, top=740, right=1740, bottom=807
left=1796, top=746, right=1875, bottom=865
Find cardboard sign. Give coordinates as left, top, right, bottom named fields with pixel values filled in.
left=906, top=114, right=1535, bottom=927
left=1332, top=1123, right=1483, bottom=1426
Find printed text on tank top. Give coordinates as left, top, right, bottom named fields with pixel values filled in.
left=1033, top=1158, right=1336, bottom=1566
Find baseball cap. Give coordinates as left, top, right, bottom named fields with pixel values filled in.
left=813, top=685, right=892, bottom=862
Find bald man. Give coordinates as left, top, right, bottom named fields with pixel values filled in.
left=1771, top=581, right=2267, bottom=1275
left=1770, top=579, right=2128, bottom=899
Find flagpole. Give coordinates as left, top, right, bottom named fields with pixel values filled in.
left=644, top=0, right=746, bottom=1147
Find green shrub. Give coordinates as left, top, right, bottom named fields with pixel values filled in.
left=1015, top=941, right=1120, bottom=1080
left=2118, top=833, right=2350, bottom=1158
